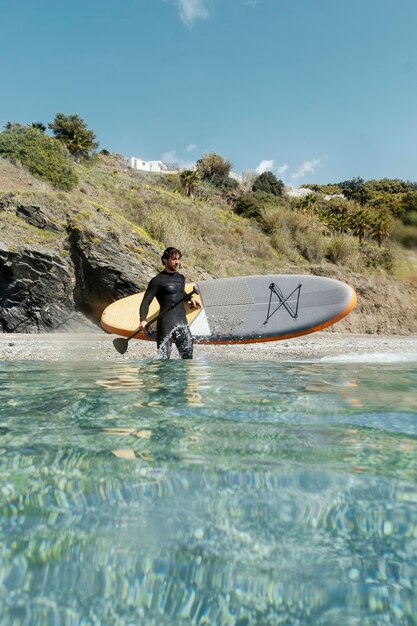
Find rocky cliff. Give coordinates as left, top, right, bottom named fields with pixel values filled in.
left=0, top=196, right=158, bottom=331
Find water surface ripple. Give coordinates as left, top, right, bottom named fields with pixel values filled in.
left=0, top=360, right=416, bottom=625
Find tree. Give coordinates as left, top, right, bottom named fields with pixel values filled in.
left=31, top=122, right=46, bottom=133
left=195, top=152, right=233, bottom=188
left=402, top=190, right=417, bottom=214
left=3, top=122, right=22, bottom=131
left=339, top=177, right=371, bottom=205
left=0, top=125, right=78, bottom=190
left=48, top=113, right=98, bottom=159
left=179, top=169, right=201, bottom=198
left=252, top=171, right=284, bottom=196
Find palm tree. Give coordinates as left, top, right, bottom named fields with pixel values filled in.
left=349, top=208, right=372, bottom=243
left=370, top=211, right=393, bottom=247
left=180, top=169, right=201, bottom=199
left=322, top=210, right=350, bottom=235
left=298, top=193, right=319, bottom=215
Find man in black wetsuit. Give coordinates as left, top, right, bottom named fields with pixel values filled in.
left=139, top=247, right=200, bottom=359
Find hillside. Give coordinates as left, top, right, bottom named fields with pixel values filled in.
left=1, top=153, right=417, bottom=334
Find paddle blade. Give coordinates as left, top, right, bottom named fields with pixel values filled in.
left=113, top=337, right=129, bottom=354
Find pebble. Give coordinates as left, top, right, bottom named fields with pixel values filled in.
left=0, top=332, right=416, bottom=362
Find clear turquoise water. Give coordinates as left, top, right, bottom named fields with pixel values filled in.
left=0, top=359, right=416, bottom=626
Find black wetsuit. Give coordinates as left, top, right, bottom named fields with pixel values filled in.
left=139, top=271, right=193, bottom=359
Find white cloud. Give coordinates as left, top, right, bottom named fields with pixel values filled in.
left=255, top=159, right=274, bottom=175
left=173, top=0, right=259, bottom=26
left=277, top=163, right=289, bottom=175
left=291, top=158, right=321, bottom=180
left=175, top=0, right=210, bottom=26
left=186, top=143, right=197, bottom=152
left=161, top=149, right=195, bottom=169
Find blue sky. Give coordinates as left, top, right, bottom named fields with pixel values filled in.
left=1, top=0, right=417, bottom=185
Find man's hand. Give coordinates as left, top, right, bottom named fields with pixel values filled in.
left=189, top=297, right=201, bottom=310
left=139, top=320, right=148, bottom=332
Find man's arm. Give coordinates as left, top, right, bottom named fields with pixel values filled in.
left=183, top=277, right=200, bottom=310
left=139, top=277, right=159, bottom=328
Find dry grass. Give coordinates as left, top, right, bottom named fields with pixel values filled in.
left=326, top=235, right=358, bottom=266
left=0, top=157, right=51, bottom=192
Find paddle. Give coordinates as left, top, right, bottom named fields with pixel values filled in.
left=112, top=287, right=199, bottom=354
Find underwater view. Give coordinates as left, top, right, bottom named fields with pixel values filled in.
left=0, top=358, right=416, bottom=625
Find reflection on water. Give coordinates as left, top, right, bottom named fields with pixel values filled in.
left=0, top=359, right=416, bottom=625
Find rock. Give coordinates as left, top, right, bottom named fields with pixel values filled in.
left=68, top=225, right=153, bottom=320
left=16, top=204, right=63, bottom=232
left=0, top=246, right=76, bottom=332
left=0, top=193, right=15, bottom=210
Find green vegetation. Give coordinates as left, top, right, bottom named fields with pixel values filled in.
left=252, top=171, right=284, bottom=196
left=0, top=125, right=78, bottom=191
left=231, top=173, right=417, bottom=274
left=48, top=113, right=98, bottom=159
left=196, top=152, right=238, bottom=190
left=179, top=169, right=201, bottom=198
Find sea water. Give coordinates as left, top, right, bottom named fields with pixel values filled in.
left=0, top=358, right=416, bottom=626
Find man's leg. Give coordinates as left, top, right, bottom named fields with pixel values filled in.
left=174, top=325, right=193, bottom=359
left=157, top=334, right=172, bottom=359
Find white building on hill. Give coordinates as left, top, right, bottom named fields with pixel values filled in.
left=285, top=186, right=345, bottom=201
left=125, top=156, right=169, bottom=173
left=285, top=186, right=314, bottom=198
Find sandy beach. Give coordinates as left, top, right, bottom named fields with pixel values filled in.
left=1, top=330, right=417, bottom=361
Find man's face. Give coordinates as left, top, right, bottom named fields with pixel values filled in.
left=164, top=254, right=181, bottom=272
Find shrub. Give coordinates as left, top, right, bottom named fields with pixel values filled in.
left=260, top=202, right=293, bottom=231
left=196, top=152, right=234, bottom=189
left=258, top=204, right=302, bottom=261
left=295, top=230, right=325, bottom=263
left=143, top=207, right=192, bottom=253
left=235, top=191, right=286, bottom=220
left=391, top=223, right=417, bottom=249
left=326, top=235, right=356, bottom=265
left=359, top=243, right=395, bottom=271
left=270, top=228, right=299, bottom=261
left=403, top=211, right=417, bottom=227
left=0, top=126, right=77, bottom=190
left=235, top=192, right=263, bottom=218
